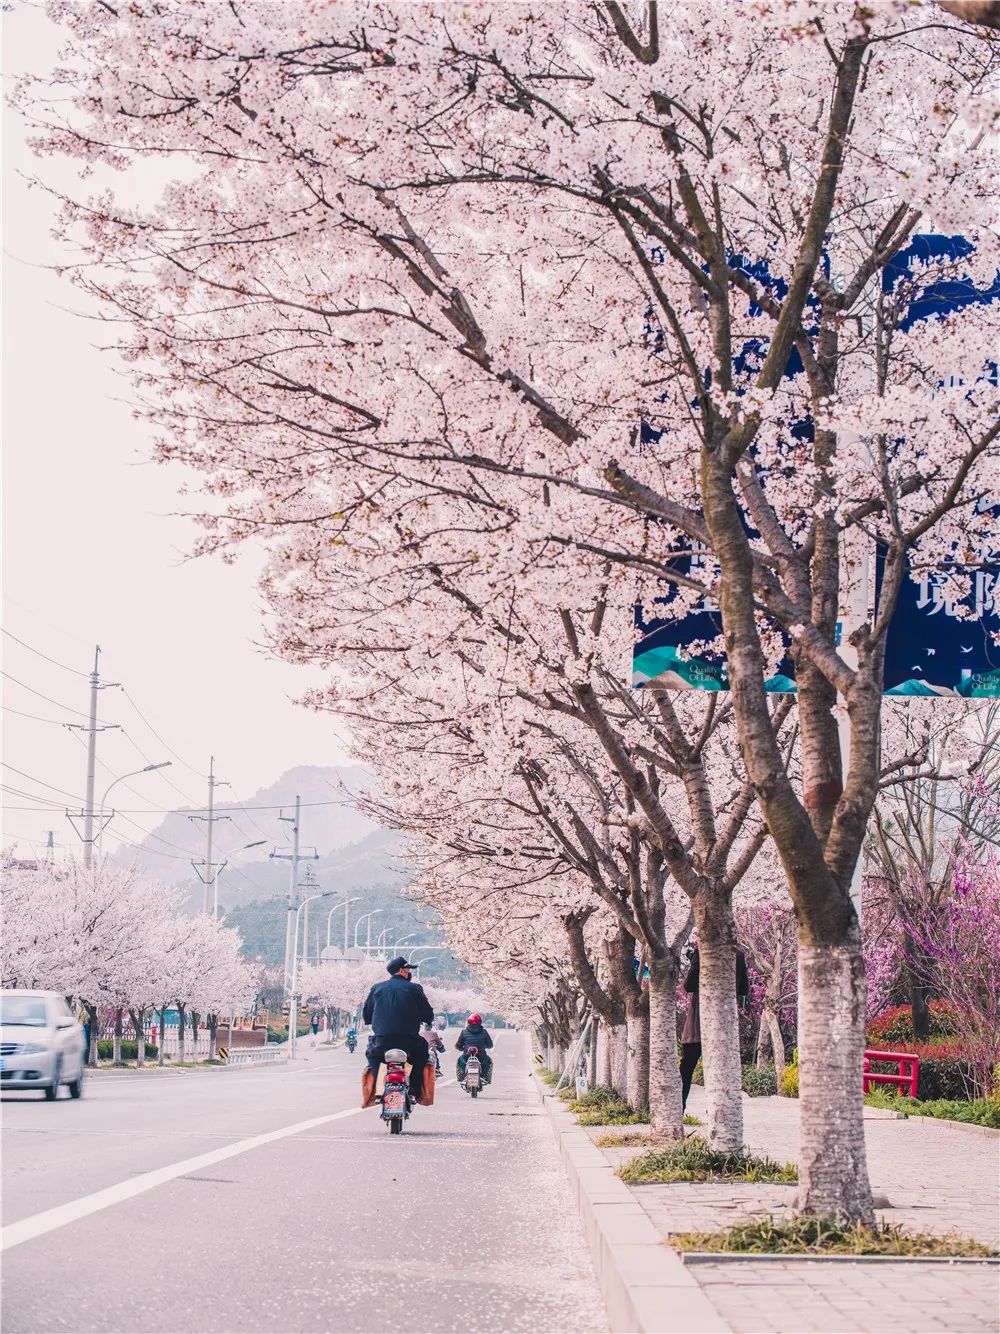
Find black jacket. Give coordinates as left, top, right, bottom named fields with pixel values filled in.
left=455, top=1023, right=493, bottom=1054
left=362, top=975, right=434, bottom=1037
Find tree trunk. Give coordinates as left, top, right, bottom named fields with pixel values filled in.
left=113, top=1007, right=124, bottom=1066
left=756, top=1014, right=773, bottom=1068
left=610, top=1025, right=629, bottom=1099
left=797, top=940, right=875, bottom=1224
left=767, top=1009, right=786, bottom=1082
left=696, top=899, right=744, bottom=1152
left=599, top=1023, right=613, bottom=1087
left=589, top=1015, right=599, bottom=1087
left=647, top=957, right=684, bottom=1140
left=177, top=1005, right=187, bottom=1063
left=157, top=1006, right=167, bottom=1066
left=625, top=1001, right=650, bottom=1113
left=208, top=1014, right=218, bottom=1061
left=902, top=926, right=933, bottom=1040
left=130, top=1009, right=145, bottom=1067
left=86, top=1002, right=99, bottom=1068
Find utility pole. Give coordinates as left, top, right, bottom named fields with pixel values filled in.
left=188, top=757, right=230, bottom=914
left=65, top=646, right=120, bottom=867
left=298, top=865, right=320, bottom=967
left=43, top=831, right=56, bottom=863
left=270, top=796, right=318, bottom=995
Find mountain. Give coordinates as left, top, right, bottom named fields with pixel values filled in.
left=114, top=764, right=380, bottom=889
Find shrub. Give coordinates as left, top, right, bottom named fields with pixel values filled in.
left=670, top=1215, right=994, bottom=1257
left=741, top=1064, right=777, bottom=1097
left=866, top=1042, right=974, bottom=1100
left=619, top=1137, right=796, bottom=1184
left=864, top=1089, right=1000, bottom=1129
left=96, top=1039, right=158, bottom=1061
left=866, top=1000, right=959, bottom=1046
left=779, top=1063, right=799, bottom=1098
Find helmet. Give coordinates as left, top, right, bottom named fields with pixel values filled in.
left=468, top=1014, right=482, bottom=1025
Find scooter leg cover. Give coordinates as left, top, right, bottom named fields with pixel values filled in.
left=361, top=1068, right=377, bottom=1109
left=415, top=1063, right=435, bottom=1106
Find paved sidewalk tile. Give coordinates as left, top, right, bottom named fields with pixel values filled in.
left=586, top=1087, right=999, bottom=1334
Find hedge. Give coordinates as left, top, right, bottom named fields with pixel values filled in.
left=96, top=1039, right=159, bottom=1061
left=866, top=1001, right=959, bottom=1046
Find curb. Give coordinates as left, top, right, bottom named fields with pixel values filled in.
left=534, top=1078, right=729, bottom=1334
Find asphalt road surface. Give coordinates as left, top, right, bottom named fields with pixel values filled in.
left=2, top=1031, right=605, bottom=1334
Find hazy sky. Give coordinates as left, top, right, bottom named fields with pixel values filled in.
left=2, top=7, right=352, bottom=861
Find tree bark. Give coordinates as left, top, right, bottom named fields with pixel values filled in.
left=797, top=940, right=875, bottom=1224
left=176, top=1005, right=187, bottom=1063
left=130, top=1009, right=146, bottom=1067
left=756, top=1014, right=773, bottom=1068
left=599, top=1023, right=613, bottom=1088
left=157, top=1006, right=167, bottom=1066
left=767, top=1009, right=786, bottom=1082
left=208, top=1014, right=218, bottom=1061
left=610, top=1025, right=629, bottom=1099
left=695, top=899, right=744, bottom=1151
left=113, top=1007, right=124, bottom=1066
left=625, top=998, right=650, bottom=1113
left=647, top=956, right=684, bottom=1140
left=86, top=1002, right=99, bottom=1068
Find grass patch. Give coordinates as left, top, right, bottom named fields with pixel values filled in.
left=594, top=1130, right=655, bottom=1147
left=670, top=1215, right=996, bottom=1257
left=569, top=1085, right=650, bottom=1125
left=536, top=1068, right=560, bottom=1088
left=684, top=1113, right=701, bottom=1126
left=619, top=1136, right=797, bottom=1184
left=864, top=1089, right=1000, bottom=1129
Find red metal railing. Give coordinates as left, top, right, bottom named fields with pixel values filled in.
left=863, top=1049, right=920, bottom=1099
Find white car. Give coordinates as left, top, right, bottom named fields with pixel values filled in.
left=0, top=991, right=86, bottom=1100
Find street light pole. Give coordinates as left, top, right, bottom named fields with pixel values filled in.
left=288, top=891, right=336, bottom=1058
left=354, top=909, right=383, bottom=952
left=97, top=761, right=172, bottom=850
left=212, top=840, right=265, bottom=919
left=326, top=896, right=360, bottom=948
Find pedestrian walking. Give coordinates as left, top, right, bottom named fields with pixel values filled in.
left=310, top=1012, right=320, bottom=1046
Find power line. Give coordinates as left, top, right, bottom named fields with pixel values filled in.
left=0, top=797, right=357, bottom=815
left=2, top=705, right=72, bottom=727
left=118, top=728, right=203, bottom=808
left=1, top=766, right=86, bottom=802
left=0, top=672, right=96, bottom=720
left=1, top=630, right=89, bottom=679
left=119, top=688, right=203, bottom=776
left=2, top=785, right=69, bottom=810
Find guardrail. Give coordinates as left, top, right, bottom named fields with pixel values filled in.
left=224, top=1047, right=290, bottom=1066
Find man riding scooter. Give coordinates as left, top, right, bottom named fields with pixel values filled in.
left=455, top=1014, right=493, bottom=1085
left=361, top=957, right=434, bottom=1100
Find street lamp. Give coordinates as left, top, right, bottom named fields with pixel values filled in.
left=354, top=909, right=383, bottom=952
left=289, top=891, right=336, bottom=1057
left=211, top=840, right=266, bottom=919
left=389, top=932, right=421, bottom=956
left=327, top=895, right=361, bottom=949
left=98, top=762, right=172, bottom=849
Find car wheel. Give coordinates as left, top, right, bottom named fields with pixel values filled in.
left=68, top=1066, right=85, bottom=1099
left=45, top=1057, right=62, bottom=1101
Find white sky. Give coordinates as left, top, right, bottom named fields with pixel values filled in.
left=2, top=6, right=351, bottom=861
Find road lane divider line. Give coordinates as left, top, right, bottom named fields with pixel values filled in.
left=3, top=1080, right=451, bottom=1253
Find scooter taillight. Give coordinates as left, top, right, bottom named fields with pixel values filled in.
left=385, top=1068, right=407, bottom=1084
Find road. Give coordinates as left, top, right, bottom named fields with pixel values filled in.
left=1, top=1031, right=605, bottom=1334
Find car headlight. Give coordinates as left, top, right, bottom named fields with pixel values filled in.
left=18, top=1043, right=48, bottom=1055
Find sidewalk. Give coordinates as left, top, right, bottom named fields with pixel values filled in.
left=542, top=1081, right=999, bottom=1334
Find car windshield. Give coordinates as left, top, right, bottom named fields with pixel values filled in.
left=0, top=996, right=49, bottom=1027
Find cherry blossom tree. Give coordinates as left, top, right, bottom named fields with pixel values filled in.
left=21, top=0, right=1000, bottom=1221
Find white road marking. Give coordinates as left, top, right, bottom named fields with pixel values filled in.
left=2, top=1079, right=456, bottom=1252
